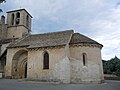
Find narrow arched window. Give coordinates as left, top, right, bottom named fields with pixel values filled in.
left=26, top=15, right=29, bottom=27
left=82, top=53, right=87, bottom=66
left=43, top=51, right=49, bottom=69
left=16, top=12, right=20, bottom=25
left=11, top=13, right=14, bottom=25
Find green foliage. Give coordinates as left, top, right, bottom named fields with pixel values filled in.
left=102, top=56, right=120, bottom=76
left=0, top=0, right=6, bottom=12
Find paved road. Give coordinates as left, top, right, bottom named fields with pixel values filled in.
left=0, top=79, right=120, bottom=90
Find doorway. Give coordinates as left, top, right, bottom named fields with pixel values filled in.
left=12, top=50, right=28, bottom=79
left=24, top=63, right=27, bottom=78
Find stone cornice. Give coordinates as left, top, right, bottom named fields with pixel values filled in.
left=70, top=43, right=103, bottom=49
left=7, top=25, right=31, bottom=32
left=27, top=45, right=65, bottom=51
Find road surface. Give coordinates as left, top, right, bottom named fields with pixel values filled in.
left=0, top=79, right=120, bottom=90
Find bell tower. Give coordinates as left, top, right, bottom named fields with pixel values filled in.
left=7, top=9, right=32, bottom=38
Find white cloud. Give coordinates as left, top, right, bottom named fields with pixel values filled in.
left=1, top=0, right=120, bottom=60
left=89, top=6, right=120, bottom=60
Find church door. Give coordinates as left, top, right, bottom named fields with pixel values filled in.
left=12, top=50, right=28, bottom=79
left=24, top=63, right=27, bottom=78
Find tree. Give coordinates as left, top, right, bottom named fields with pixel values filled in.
left=102, top=56, right=120, bottom=76
left=0, top=0, right=6, bottom=12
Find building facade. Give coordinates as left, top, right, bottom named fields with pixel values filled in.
left=0, top=9, right=104, bottom=83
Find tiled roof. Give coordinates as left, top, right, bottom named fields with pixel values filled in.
left=0, top=38, right=18, bottom=45
left=70, top=33, right=103, bottom=46
left=8, top=30, right=74, bottom=48
left=7, top=30, right=102, bottom=48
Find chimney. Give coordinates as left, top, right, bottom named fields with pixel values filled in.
left=1, top=15, right=6, bottom=39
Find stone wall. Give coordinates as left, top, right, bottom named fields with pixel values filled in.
left=7, top=26, right=29, bottom=38
left=50, top=56, right=70, bottom=83
left=69, top=45, right=104, bottom=83
left=7, top=9, right=31, bottom=39
left=27, top=47, right=71, bottom=83
left=1, top=43, right=9, bottom=55
left=5, top=45, right=104, bottom=83
left=7, top=10, right=32, bottom=29
left=5, top=48, right=27, bottom=78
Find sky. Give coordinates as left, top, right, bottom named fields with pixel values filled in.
left=0, top=0, right=120, bottom=60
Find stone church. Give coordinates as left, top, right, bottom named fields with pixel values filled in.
left=0, top=9, right=104, bottom=83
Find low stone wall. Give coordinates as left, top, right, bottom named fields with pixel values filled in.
left=104, top=74, right=120, bottom=81
left=104, top=76, right=120, bottom=81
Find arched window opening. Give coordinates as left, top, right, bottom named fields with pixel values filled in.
left=11, top=14, right=14, bottom=25
left=16, top=12, right=20, bottom=25
left=82, top=53, right=87, bottom=66
left=43, top=51, right=49, bottom=69
left=26, top=15, right=29, bottom=27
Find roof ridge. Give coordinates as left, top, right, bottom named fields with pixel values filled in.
left=31, top=30, right=74, bottom=36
